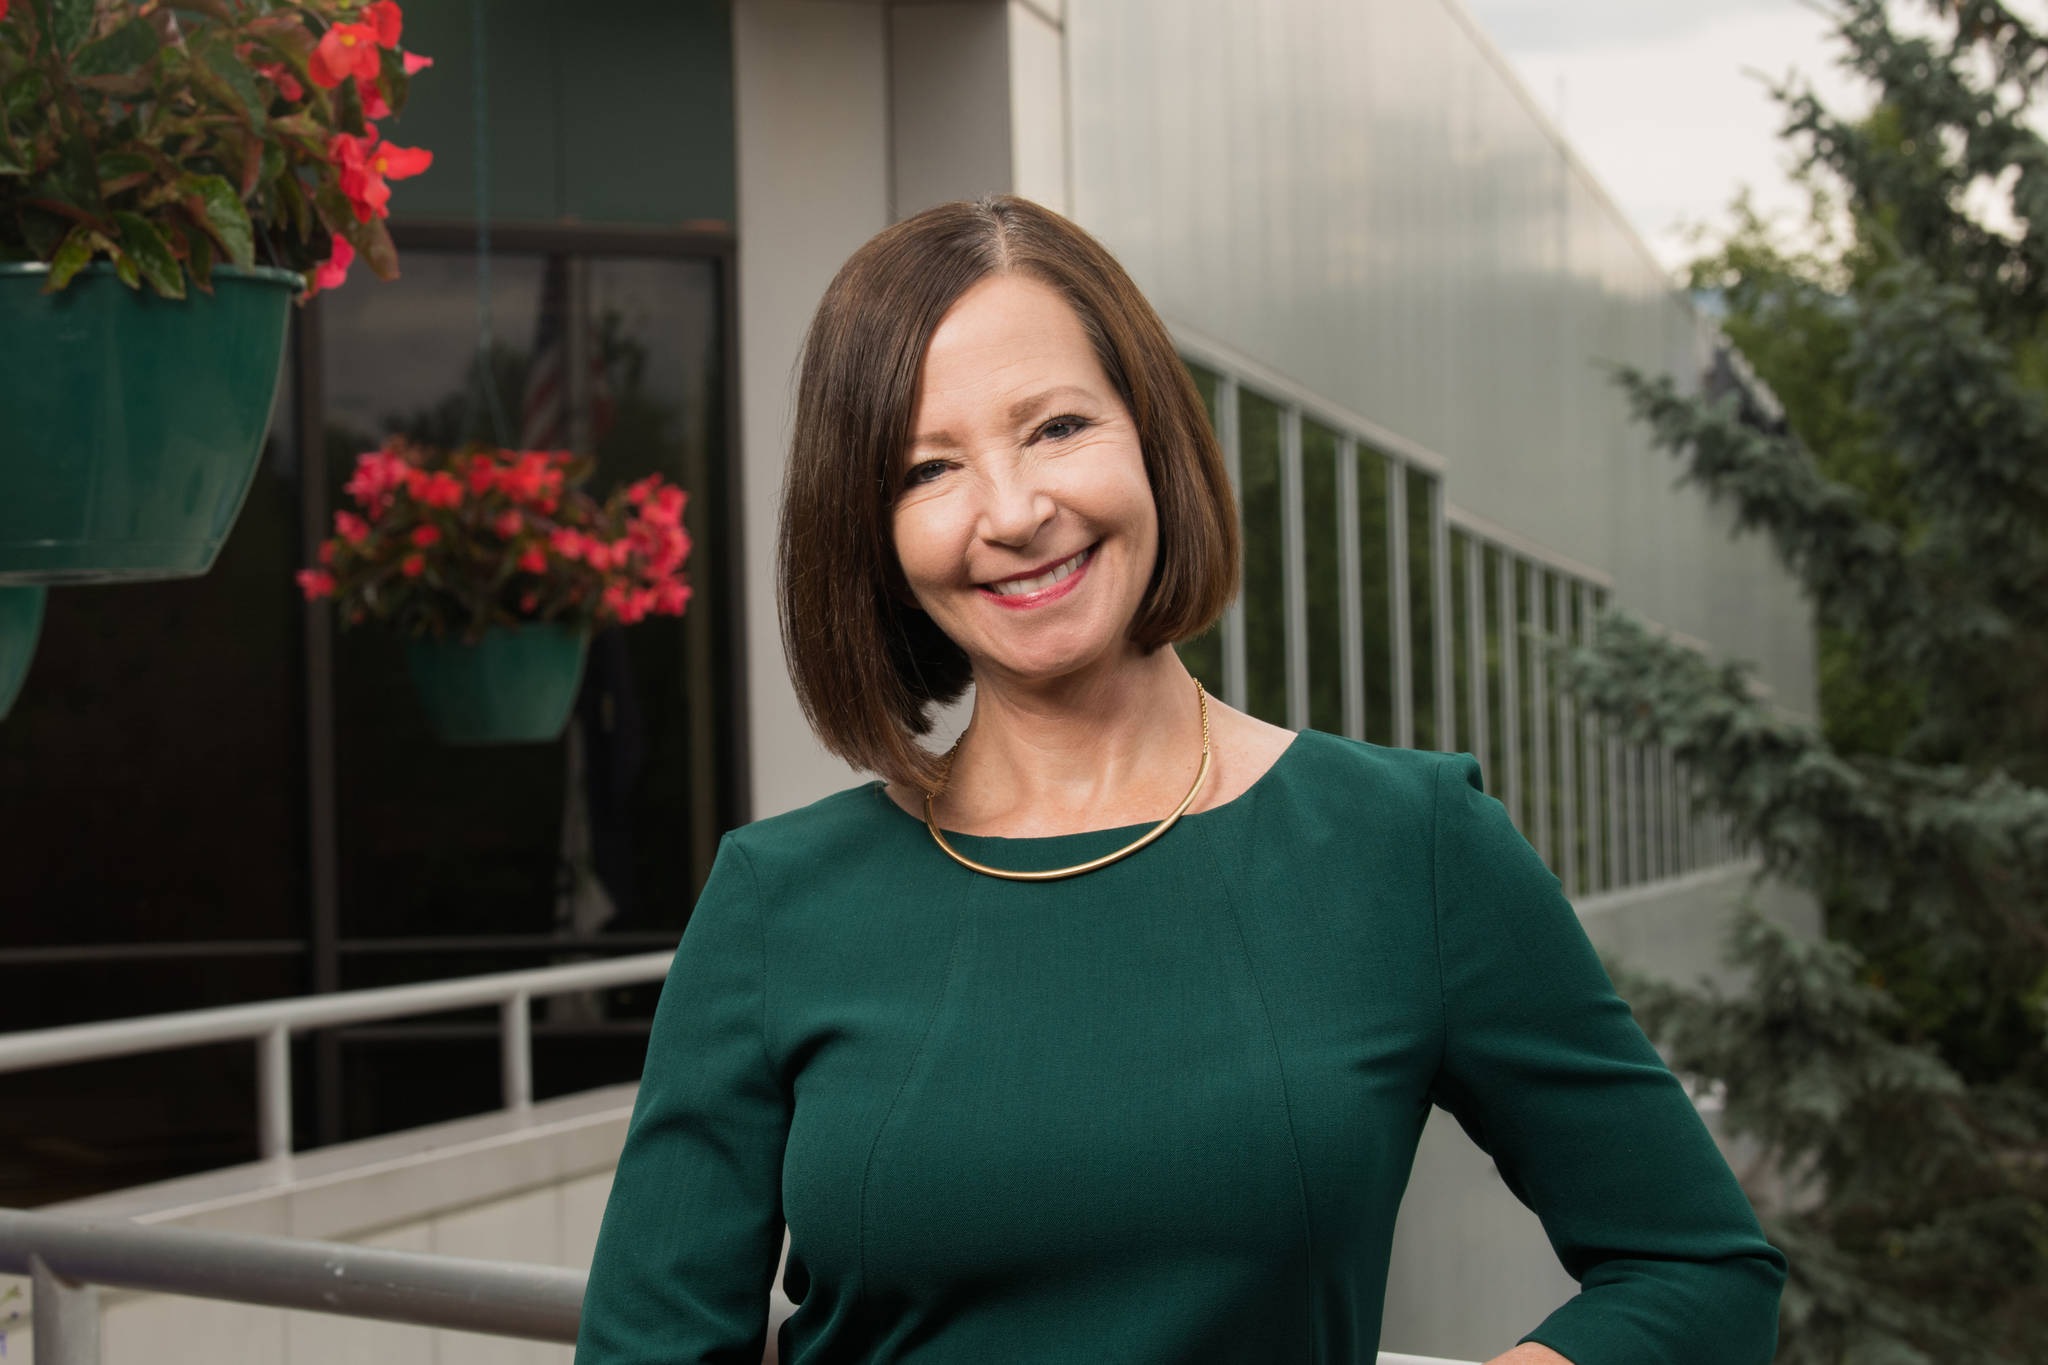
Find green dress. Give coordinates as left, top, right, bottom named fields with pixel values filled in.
left=575, top=730, right=1786, bottom=1364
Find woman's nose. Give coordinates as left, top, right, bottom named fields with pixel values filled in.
left=975, top=463, right=1056, bottom=547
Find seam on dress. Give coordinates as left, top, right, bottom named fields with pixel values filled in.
left=854, top=877, right=968, bottom=1317
left=729, top=839, right=777, bottom=1085
left=1206, top=808, right=1319, bottom=1364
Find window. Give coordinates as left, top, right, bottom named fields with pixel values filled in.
left=1177, top=362, right=1224, bottom=692
left=1357, top=447, right=1392, bottom=743
left=1406, top=466, right=1437, bottom=750
left=1302, top=420, right=1345, bottom=734
left=1239, top=389, right=1287, bottom=724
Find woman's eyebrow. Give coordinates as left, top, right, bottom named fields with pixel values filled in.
left=911, top=385, right=1098, bottom=449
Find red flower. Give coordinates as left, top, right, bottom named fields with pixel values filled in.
left=498, top=451, right=564, bottom=505
left=468, top=455, right=503, bottom=496
left=329, top=125, right=433, bottom=223
left=343, top=446, right=409, bottom=517
left=401, top=552, right=426, bottom=578
left=356, top=75, right=391, bottom=120
left=492, top=509, right=524, bottom=538
left=308, top=22, right=381, bottom=90
left=403, top=469, right=463, bottom=509
left=317, top=540, right=336, bottom=565
left=583, top=541, right=613, bottom=572
left=296, top=568, right=336, bottom=600
left=403, top=51, right=434, bottom=75
left=335, top=510, right=371, bottom=544
left=518, top=546, right=549, bottom=574
left=519, top=591, right=539, bottom=613
left=410, top=524, right=441, bottom=548
left=0, top=3, right=9, bottom=23
left=310, top=233, right=354, bottom=294
left=364, top=1, right=404, bottom=46
left=652, top=579, right=692, bottom=616
left=255, top=61, right=304, bottom=102
left=548, top=528, right=585, bottom=559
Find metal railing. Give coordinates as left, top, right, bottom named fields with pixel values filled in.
left=1, top=1207, right=582, bottom=1363
left=0, top=952, right=677, bottom=1160
left=0, top=1207, right=1475, bottom=1365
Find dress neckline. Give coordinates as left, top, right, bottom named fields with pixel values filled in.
left=868, top=729, right=1310, bottom=846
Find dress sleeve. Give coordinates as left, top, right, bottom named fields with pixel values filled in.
left=576, top=833, right=790, bottom=1365
left=1425, top=752, right=1786, bottom=1365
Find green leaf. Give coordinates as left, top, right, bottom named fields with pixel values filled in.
left=0, top=139, right=26, bottom=178
left=113, top=210, right=184, bottom=299
left=3, top=70, right=47, bottom=131
left=200, top=39, right=268, bottom=132
left=48, top=0, right=95, bottom=56
left=108, top=244, right=139, bottom=290
left=186, top=230, right=213, bottom=292
left=360, top=215, right=398, bottom=280
left=44, top=224, right=94, bottom=291
left=95, top=150, right=154, bottom=182
left=175, top=172, right=253, bottom=267
left=71, top=17, right=159, bottom=78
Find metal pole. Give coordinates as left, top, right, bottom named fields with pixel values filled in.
left=258, top=1024, right=292, bottom=1160
left=30, top=1253, right=100, bottom=1365
left=501, top=992, right=532, bottom=1110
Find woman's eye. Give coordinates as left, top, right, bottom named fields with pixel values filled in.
left=1040, top=415, right=1090, bottom=442
left=903, top=460, right=948, bottom=488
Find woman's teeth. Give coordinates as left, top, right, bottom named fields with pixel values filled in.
left=987, top=544, right=1094, bottom=597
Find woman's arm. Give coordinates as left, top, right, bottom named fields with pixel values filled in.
left=575, top=833, right=791, bottom=1365
left=1427, top=753, right=1786, bottom=1365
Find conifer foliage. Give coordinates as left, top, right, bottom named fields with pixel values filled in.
left=1550, top=2, right=2048, bottom=1358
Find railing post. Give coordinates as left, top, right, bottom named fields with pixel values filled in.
left=258, top=1024, right=292, bottom=1160
left=29, top=1253, right=100, bottom=1365
left=500, top=991, right=531, bottom=1110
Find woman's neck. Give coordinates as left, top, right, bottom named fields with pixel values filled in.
left=934, top=649, right=1206, bottom=837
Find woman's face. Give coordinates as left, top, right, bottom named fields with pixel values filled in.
left=891, top=272, right=1158, bottom=689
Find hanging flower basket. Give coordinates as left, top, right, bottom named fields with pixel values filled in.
left=0, top=585, right=46, bottom=723
left=0, top=1, right=435, bottom=582
left=0, top=263, right=298, bottom=583
left=300, top=440, right=694, bottom=746
left=405, top=620, right=592, bottom=745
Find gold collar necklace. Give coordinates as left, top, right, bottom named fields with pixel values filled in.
left=921, top=677, right=1211, bottom=882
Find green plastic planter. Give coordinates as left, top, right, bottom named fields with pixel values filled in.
left=0, top=586, right=45, bottom=722
left=404, top=621, right=592, bottom=745
left=0, top=261, right=299, bottom=584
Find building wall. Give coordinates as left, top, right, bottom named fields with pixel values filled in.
left=732, top=1, right=894, bottom=821
left=1064, top=0, right=1817, bottom=719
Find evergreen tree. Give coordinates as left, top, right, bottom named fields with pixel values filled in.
left=1549, top=1, right=2048, bottom=1358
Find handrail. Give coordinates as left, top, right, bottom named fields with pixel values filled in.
left=0, top=1207, right=1475, bottom=1365
left=0, top=1206, right=582, bottom=1364
left=0, top=952, right=676, bottom=1159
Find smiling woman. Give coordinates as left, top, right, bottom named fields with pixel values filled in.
left=573, top=195, right=1786, bottom=1365
left=773, top=196, right=1240, bottom=802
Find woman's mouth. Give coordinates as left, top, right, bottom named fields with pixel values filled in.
left=978, top=542, right=1098, bottom=609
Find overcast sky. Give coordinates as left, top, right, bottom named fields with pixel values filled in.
left=1457, top=0, right=1870, bottom=275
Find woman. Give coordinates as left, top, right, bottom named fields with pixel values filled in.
left=575, top=195, right=1786, bottom=1365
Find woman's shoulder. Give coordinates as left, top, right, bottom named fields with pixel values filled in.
left=721, top=777, right=900, bottom=870
left=1281, top=728, right=1471, bottom=807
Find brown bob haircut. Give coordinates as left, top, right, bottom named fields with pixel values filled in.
left=776, top=193, right=1240, bottom=795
